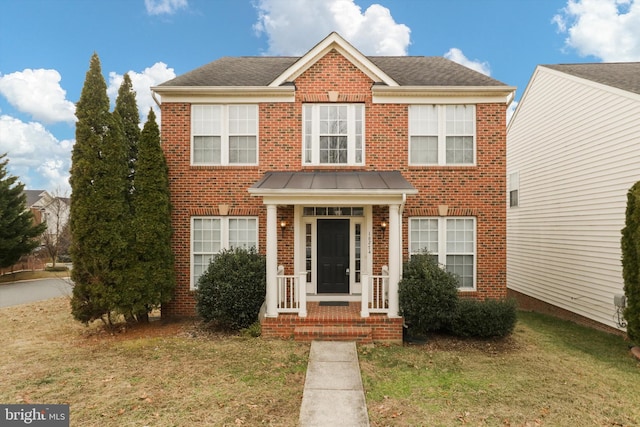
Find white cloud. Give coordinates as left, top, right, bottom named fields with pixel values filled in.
left=253, top=0, right=410, bottom=56
left=0, top=115, right=73, bottom=193
left=553, top=0, right=640, bottom=61
left=107, top=62, right=176, bottom=124
left=444, top=48, right=491, bottom=76
left=145, top=0, right=188, bottom=15
left=0, top=69, right=76, bottom=124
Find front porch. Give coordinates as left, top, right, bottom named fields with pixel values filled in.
left=260, top=266, right=403, bottom=344
left=260, top=301, right=404, bottom=344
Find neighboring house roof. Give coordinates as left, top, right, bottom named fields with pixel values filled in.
left=542, top=63, right=640, bottom=95
left=158, top=55, right=508, bottom=88
left=250, top=171, right=417, bottom=194
left=23, top=190, right=47, bottom=208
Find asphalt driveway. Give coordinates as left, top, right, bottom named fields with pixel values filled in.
left=0, top=278, right=73, bottom=308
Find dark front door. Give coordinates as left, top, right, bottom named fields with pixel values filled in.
left=317, top=219, right=350, bottom=293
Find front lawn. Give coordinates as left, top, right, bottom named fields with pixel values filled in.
left=360, top=312, right=640, bottom=426
left=2, top=297, right=638, bottom=426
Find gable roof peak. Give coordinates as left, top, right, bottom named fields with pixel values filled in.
left=269, top=31, right=399, bottom=87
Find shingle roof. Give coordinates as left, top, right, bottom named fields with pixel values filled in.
left=23, top=190, right=45, bottom=207
left=159, top=55, right=509, bottom=88
left=543, top=63, right=640, bottom=95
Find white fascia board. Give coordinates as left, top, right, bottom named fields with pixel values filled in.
left=269, top=32, right=399, bottom=87
left=151, top=86, right=295, bottom=104
left=249, top=191, right=417, bottom=206
left=372, top=85, right=516, bottom=104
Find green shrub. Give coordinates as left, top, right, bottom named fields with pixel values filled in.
left=399, top=253, right=460, bottom=334
left=195, top=247, right=266, bottom=331
left=449, top=298, right=517, bottom=338
left=241, top=321, right=262, bottom=338
left=45, top=266, right=69, bottom=272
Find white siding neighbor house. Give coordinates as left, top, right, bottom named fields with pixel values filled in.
left=507, top=62, right=640, bottom=332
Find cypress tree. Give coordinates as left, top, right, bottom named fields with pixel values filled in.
left=125, top=109, right=175, bottom=322
left=622, top=181, right=640, bottom=344
left=114, top=73, right=139, bottom=197
left=0, top=153, right=46, bottom=268
left=69, top=53, right=130, bottom=324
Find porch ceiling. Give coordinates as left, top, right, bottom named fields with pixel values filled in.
left=249, top=171, right=417, bottom=202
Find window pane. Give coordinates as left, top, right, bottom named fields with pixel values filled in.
left=446, top=105, right=474, bottom=134
left=410, top=105, right=438, bottom=135
left=228, top=105, right=257, bottom=134
left=192, top=105, right=221, bottom=135
left=410, top=218, right=438, bottom=254
left=320, top=136, right=348, bottom=164
left=193, top=136, right=221, bottom=164
left=446, top=219, right=474, bottom=253
left=410, top=136, right=438, bottom=164
left=229, top=136, right=257, bottom=163
left=446, top=255, right=474, bottom=288
left=445, top=136, right=473, bottom=164
left=229, top=218, right=257, bottom=249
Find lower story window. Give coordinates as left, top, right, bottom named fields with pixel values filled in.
left=191, top=216, right=258, bottom=289
left=409, top=216, right=476, bottom=289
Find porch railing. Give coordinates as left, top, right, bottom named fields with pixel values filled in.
left=361, top=266, right=389, bottom=317
left=276, top=266, right=307, bottom=317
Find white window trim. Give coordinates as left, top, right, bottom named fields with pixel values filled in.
left=508, top=171, right=519, bottom=208
left=409, top=216, right=477, bottom=290
left=302, top=103, right=365, bottom=166
left=190, top=216, right=259, bottom=289
left=191, top=104, right=259, bottom=166
left=408, top=104, right=476, bottom=166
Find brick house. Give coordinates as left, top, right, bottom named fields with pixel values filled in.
left=152, top=33, right=514, bottom=343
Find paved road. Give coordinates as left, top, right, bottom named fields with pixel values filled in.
left=0, top=278, right=74, bottom=308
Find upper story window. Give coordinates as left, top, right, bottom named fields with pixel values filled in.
left=191, top=105, right=258, bottom=165
left=409, top=105, right=475, bottom=166
left=303, top=104, right=364, bottom=166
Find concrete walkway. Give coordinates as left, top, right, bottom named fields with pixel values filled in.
left=299, top=341, right=370, bottom=426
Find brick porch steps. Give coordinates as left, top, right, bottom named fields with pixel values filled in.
left=261, top=302, right=403, bottom=344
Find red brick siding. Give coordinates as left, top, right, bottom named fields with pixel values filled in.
left=160, top=50, right=507, bottom=316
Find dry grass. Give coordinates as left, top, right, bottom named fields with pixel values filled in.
left=1, top=297, right=308, bottom=426
left=360, top=313, right=640, bottom=426
left=4, top=297, right=640, bottom=426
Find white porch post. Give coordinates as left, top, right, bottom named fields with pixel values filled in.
left=388, top=204, right=401, bottom=318
left=265, top=204, right=278, bottom=317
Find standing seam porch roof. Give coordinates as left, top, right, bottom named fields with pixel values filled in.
left=249, top=171, right=417, bottom=195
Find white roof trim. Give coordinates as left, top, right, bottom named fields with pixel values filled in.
left=269, top=32, right=399, bottom=87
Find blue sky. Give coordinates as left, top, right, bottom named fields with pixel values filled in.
left=1, top=0, right=639, bottom=194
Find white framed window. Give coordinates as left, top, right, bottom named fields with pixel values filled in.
left=191, top=216, right=258, bottom=289
left=409, top=105, right=475, bottom=165
left=409, top=217, right=476, bottom=289
left=509, top=171, right=519, bottom=207
left=191, top=105, right=258, bottom=165
left=303, top=104, right=364, bottom=165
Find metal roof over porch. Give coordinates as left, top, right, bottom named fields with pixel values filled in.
left=249, top=171, right=417, bottom=199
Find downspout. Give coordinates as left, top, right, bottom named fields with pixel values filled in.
left=151, top=90, right=161, bottom=107
left=399, top=193, right=406, bottom=281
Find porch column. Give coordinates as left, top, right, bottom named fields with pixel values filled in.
left=388, top=203, right=401, bottom=318
left=265, top=204, right=278, bottom=317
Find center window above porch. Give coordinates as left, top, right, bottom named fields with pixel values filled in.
left=303, top=104, right=364, bottom=166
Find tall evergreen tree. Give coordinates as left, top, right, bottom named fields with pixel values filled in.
left=69, top=53, right=130, bottom=324
left=114, top=73, right=140, bottom=197
left=622, top=181, right=640, bottom=344
left=0, top=153, right=46, bottom=268
left=125, top=109, right=175, bottom=322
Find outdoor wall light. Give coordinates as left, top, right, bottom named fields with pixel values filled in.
left=280, top=219, right=287, bottom=230
left=380, top=220, right=387, bottom=232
